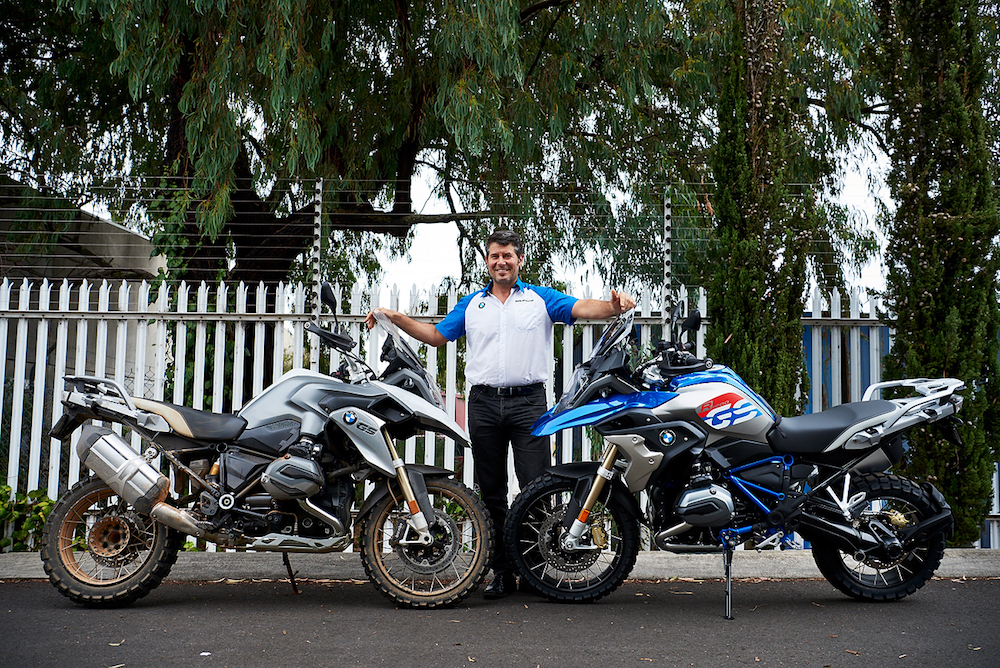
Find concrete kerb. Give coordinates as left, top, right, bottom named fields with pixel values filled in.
left=3, top=549, right=999, bottom=583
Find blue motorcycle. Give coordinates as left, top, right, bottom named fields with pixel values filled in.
left=504, top=307, right=964, bottom=618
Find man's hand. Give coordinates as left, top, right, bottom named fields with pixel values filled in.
left=366, top=307, right=447, bottom=347
left=364, top=307, right=392, bottom=330
left=612, top=290, right=637, bottom=313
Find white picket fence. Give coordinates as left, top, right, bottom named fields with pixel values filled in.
left=2, top=277, right=997, bottom=547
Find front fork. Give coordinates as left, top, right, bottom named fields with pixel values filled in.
left=559, top=444, right=619, bottom=551
left=384, top=432, right=436, bottom=545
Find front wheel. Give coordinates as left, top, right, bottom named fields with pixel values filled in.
left=505, top=474, right=640, bottom=603
left=39, top=477, right=182, bottom=607
left=360, top=477, right=493, bottom=608
left=811, top=473, right=947, bottom=602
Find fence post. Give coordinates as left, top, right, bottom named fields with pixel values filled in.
left=662, top=187, right=672, bottom=327
left=310, top=178, right=323, bottom=371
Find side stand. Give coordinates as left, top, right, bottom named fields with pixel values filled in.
left=722, top=542, right=734, bottom=620
left=282, top=552, right=300, bottom=595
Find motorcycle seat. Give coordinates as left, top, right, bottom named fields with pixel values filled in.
left=767, top=400, right=898, bottom=454
left=133, top=397, right=248, bottom=441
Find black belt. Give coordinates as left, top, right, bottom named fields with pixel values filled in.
left=473, top=383, right=544, bottom=397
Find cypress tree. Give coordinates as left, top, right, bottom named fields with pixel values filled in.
left=875, top=0, right=1000, bottom=544
left=706, top=0, right=810, bottom=416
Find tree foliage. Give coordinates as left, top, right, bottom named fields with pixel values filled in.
left=3, top=0, right=671, bottom=286
left=875, top=0, right=1000, bottom=544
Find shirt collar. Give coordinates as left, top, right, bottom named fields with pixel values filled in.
left=479, top=278, right=526, bottom=298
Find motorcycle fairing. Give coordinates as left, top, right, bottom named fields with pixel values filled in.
left=531, top=391, right=678, bottom=436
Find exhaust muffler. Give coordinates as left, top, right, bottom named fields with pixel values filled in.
left=77, top=424, right=206, bottom=538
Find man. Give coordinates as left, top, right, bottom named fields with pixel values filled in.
left=365, top=229, right=635, bottom=599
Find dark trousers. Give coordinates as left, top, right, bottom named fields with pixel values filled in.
left=467, top=384, right=550, bottom=572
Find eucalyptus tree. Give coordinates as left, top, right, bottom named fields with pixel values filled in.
left=875, top=0, right=1000, bottom=544
left=2, top=0, right=668, bottom=287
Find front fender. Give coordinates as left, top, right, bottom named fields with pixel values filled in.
left=543, top=461, right=643, bottom=523
left=355, top=464, right=456, bottom=521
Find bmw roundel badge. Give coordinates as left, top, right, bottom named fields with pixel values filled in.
left=659, top=429, right=676, bottom=446
left=478, top=302, right=485, bottom=309
left=343, top=411, right=358, bottom=425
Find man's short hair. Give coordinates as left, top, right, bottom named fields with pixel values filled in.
left=486, top=229, right=524, bottom=257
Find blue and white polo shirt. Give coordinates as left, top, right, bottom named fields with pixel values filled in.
left=435, top=279, right=577, bottom=387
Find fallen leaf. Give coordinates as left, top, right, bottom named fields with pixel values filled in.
left=468, top=656, right=476, bottom=663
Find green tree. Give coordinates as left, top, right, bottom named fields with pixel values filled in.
left=875, top=0, right=1000, bottom=544
left=2, top=0, right=668, bottom=288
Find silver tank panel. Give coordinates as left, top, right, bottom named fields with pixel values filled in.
left=238, top=369, right=383, bottom=436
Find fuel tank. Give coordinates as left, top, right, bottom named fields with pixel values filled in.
left=661, top=366, right=776, bottom=443
left=238, top=369, right=385, bottom=442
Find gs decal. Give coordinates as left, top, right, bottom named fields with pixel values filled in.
left=697, top=392, right=763, bottom=429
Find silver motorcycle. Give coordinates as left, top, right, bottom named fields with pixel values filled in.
left=40, top=283, right=493, bottom=608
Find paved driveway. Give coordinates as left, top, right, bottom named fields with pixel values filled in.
left=2, top=576, right=998, bottom=668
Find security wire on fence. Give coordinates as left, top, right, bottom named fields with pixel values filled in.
left=2, top=175, right=859, bottom=289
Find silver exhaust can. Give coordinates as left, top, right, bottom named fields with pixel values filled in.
left=76, top=424, right=169, bottom=515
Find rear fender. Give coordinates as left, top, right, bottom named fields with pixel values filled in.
left=49, top=407, right=99, bottom=440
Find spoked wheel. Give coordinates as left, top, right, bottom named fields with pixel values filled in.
left=812, top=473, right=947, bottom=602
left=505, top=474, right=640, bottom=603
left=360, top=477, right=493, bottom=609
left=40, top=477, right=182, bottom=607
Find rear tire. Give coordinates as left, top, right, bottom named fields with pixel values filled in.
left=811, top=473, right=946, bottom=602
left=360, top=477, right=493, bottom=608
left=505, top=474, right=640, bottom=603
left=40, top=477, right=182, bottom=607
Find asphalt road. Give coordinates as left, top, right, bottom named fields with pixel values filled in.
left=2, top=576, right=998, bottom=668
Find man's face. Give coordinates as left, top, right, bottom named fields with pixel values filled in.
left=486, top=242, right=523, bottom=288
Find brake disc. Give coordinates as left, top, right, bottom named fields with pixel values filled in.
left=537, top=509, right=601, bottom=573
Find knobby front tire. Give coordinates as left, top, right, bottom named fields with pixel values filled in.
left=40, top=477, right=182, bottom=607
left=359, top=477, right=494, bottom=609
left=505, top=473, right=640, bottom=603
left=811, top=473, right=946, bottom=602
